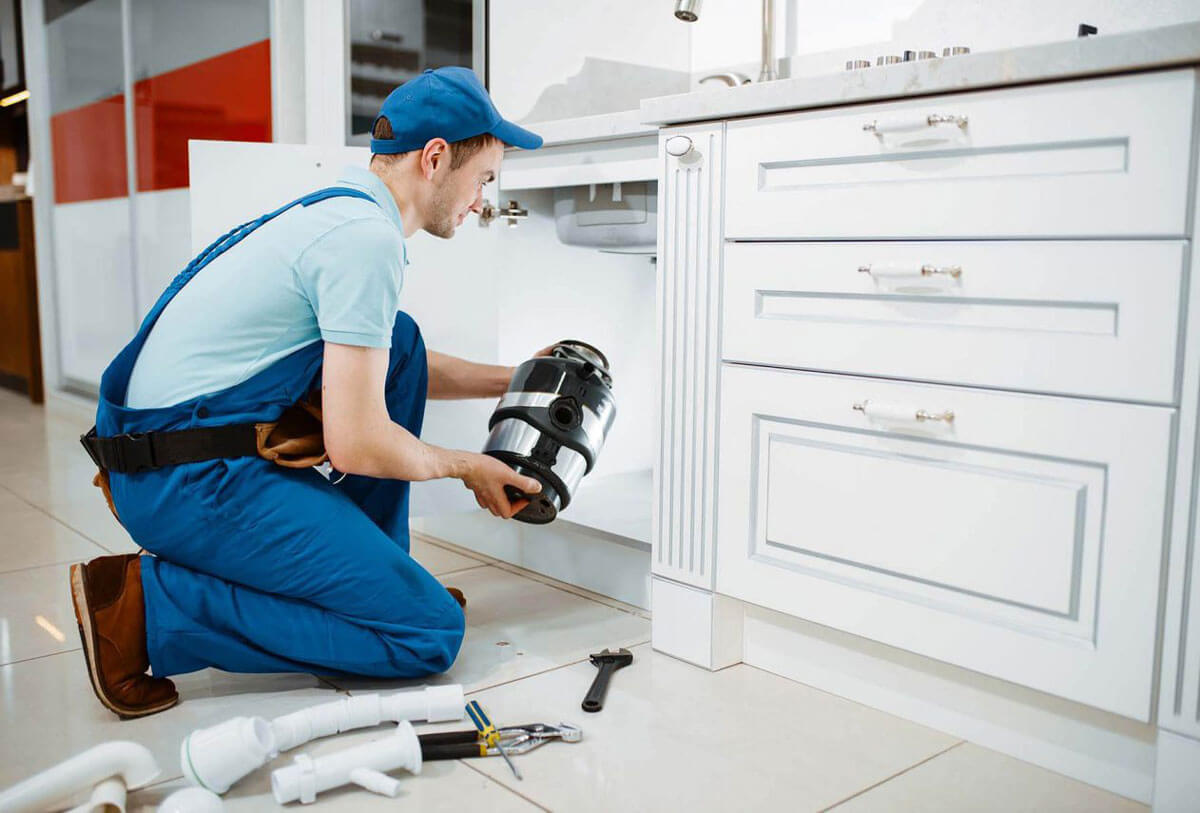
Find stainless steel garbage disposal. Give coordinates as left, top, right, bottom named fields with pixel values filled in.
left=483, top=340, right=616, bottom=524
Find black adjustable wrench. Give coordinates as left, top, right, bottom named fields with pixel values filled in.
left=582, top=648, right=633, bottom=713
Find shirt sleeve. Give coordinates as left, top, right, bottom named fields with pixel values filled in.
left=294, top=217, right=405, bottom=348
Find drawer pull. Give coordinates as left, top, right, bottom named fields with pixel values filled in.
left=853, top=400, right=955, bottom=424
left=858, top=264, right=963, bottom=280
left=862, top=113, right=969, bottom=135
left=665, top=135, right=694, bottom=157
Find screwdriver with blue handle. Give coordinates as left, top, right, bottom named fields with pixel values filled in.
left=466, top=700, right=523, bottom=780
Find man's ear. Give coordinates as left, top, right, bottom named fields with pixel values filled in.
left=420, top=138, right=449, bottom=180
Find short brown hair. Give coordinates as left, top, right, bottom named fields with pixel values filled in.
left=370, top=116, right=501, bottom=171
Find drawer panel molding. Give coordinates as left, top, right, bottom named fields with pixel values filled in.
left=723, top=240, right=1185, bottom=403
left=716, top=365, right=1172, bottom=719
left=725, top=70, right=1195, bottom=239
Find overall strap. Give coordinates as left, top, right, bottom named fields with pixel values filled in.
left=149, top=186, right=377, bottom=330
left=98, top=186, right=377, bottom=410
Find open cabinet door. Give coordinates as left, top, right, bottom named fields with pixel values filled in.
left=188, top=140, right=504, bottom=517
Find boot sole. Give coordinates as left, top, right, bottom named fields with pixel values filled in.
left=69, top=563, right=178, bottom=720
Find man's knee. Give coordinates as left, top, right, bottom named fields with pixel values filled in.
left=376, top=602, right=464, bottom=676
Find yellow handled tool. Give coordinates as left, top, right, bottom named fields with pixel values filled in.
left=465, top=700, right=523, bottom=780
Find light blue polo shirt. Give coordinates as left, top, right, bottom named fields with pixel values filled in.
left=125, top=166, right=408, bottom=409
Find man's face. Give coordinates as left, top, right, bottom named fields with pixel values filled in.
left=424, top=140, right=503, bottom=239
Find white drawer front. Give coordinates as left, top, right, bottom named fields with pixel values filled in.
left=715, top=366, right=1171, bottom=719
left=724, top=70, right=1194, bottom=239
left=722, top=240, right=1185, bottom=403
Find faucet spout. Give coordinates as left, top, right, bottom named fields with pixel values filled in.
left=759, top=0, right=778, bottom=82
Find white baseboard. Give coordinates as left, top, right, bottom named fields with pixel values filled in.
left=1153, top=729, right=1200, bottom=812
left=740, top=602, right=1156, bottom=804
left=412, top=510, right=651, bottom=608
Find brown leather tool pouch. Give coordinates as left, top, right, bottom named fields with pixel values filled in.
left=253, top=391, right=330, bottom=469
left=94, top=469, right=120, bottom=522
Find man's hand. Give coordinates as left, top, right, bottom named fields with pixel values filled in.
left=462, top=453, right=543, bottom=519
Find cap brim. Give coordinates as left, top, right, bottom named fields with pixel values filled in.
left=490, top=118, right=543, bottom=150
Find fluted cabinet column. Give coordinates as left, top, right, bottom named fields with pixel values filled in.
left=651, top=123, right=743, bottom=669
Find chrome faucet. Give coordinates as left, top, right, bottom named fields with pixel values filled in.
left=674, top=0, right=779, bottom=83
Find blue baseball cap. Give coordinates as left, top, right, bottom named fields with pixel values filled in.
left=371, top=66, right=543, bottom=154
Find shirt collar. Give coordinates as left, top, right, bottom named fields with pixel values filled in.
left=337, top=164, right=409, bottom=267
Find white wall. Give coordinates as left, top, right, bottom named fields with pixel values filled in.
left=487, top=0, right=691, bottom=123
left=689, top=0, right=1200, bottom=82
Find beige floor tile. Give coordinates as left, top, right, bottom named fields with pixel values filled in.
left=411, top=536, right=487, bottom=576
left=329, top=565, right=649, bottom=695
left=458, top=644, right=960, bottom=812
left=0, top=651, right=342, bottom=790
left=129, top=738, right=543, bottom=811
left=830, top=742, right=1146, bottom=812
left=0, top=467, right=139, bottom=554
left=0, top=563, right=82, bottom=664
left=0, top=489, right=107, bottom=573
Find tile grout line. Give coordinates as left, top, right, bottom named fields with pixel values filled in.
left=460, top=638, right=652, bottom=697
left=0, top=647, right=82, bottom=669
left=412, top=530, right=650, bottom=619
left=0, top=480, right=125, bottom=555
left=323, top=640, right=652, bottom=698
left=432, top=562, right=492, bottom=578
left=459, top=758, right=553, bottom=811
left=818, top=740, right=967, bottom=812
left=0, top=556, right=95, bottom=576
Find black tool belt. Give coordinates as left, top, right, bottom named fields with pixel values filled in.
left=80, top=424, right=260, bottom=474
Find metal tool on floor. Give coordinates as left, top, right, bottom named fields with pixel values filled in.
left=420, top=722, right=582, bottom=762
left=465, top=700, right=522, bottom=780
left=582, top=647, right=633, bottom=713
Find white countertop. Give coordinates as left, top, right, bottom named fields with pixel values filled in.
left=640, top=21, right=1200, bottom=125
left=510, top=109, right=654, bottom=149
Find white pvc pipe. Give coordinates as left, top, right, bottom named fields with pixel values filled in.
left=270, top=722, right=421, bottom=805
left=270, top=685, right=464, bottom=753
left=180, top=685, right=463, bottom=795
left=0, top=741, right=160, bottom=813
left=66, top=776, right=127, bottom=813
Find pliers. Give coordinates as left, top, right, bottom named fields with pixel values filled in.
left=419, top=722, right=583, bottom=761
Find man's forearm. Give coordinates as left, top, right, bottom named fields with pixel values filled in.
left=426, top=349, right=513, bottom=399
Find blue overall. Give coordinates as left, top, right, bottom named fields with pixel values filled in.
left=94, top=188, right=465, bottom=679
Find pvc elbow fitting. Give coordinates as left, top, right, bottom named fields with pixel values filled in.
left=180, top=716, right=276, bottom=794
left=270, top=721, right=422, bottom=805
left=0, top=741, right=160, bottom=813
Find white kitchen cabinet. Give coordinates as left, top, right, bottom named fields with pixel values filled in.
left=651, top=52, right=1200, bottom=801
left=715, top=364, right=1171, bottom=719
left=723, top=70, right=1195, bottom=240
left=722, top=240, right=1186, bottom=403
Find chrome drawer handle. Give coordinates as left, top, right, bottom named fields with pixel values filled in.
left=665, top=135, right=694, bottom=157
left=853, top=400, right=955, bottom=424
left=862, top=113, right=969, bottom=134
left=858, top=264, right=963, bottom=279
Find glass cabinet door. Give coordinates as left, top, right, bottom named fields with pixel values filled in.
left=346, top=0, right=479, bottom=144
left=44, top=0, right=134, bottom=388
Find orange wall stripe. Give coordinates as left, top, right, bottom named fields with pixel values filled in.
left=50, top=95, right=129, bottom=204
left=135, top=39, right=272, bottom=192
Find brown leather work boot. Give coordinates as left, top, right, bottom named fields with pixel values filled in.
left=69, top=554, right=179, bottom=719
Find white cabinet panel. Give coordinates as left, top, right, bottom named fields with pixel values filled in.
left=716, top=365, right=1172, bottom=719
left=53, top=199, right=136, bottom=388
left=722, top=240, right=1185, bottom=403
left=724, top=70, right=1194, bottom=239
